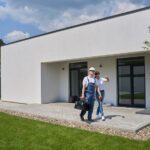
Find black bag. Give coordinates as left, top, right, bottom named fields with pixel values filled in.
left=74, top=98, right=90, bottom=110
left=74, top=100, right=84, bottom=110
left=83, top=102, right=90, bottom=111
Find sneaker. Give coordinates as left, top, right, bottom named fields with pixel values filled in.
left=102, top=116, right=105, bottom=121
left=80, top=114, right=85, bottom=121
left=88, top=119, right=94, bottom=122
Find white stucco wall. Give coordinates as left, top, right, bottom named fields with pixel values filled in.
left=41, top=63, right=60, bottom=103
left=1, top=49, right=41, bottom=104
left=41, top=62, right=69, bottom=103
left=59, top=62, right=69, bottom=101
left=1, top=8, right=150, bottom=104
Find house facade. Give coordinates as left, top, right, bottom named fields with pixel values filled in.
left=1, top=7, right=150, bottom=108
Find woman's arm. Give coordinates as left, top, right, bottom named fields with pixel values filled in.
left=102, top=77, right=109, bottom=82
left=96, top=85, right=102, bottom=100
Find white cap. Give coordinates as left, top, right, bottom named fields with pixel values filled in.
left=89, top=67, right=96, bottom=71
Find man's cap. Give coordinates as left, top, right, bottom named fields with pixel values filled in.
left=89, top=67, right=96, bottom=71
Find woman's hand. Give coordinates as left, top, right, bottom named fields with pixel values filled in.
left=105, top=77, right=109, bottom=82
left=98, top=96, right=102, bottom=101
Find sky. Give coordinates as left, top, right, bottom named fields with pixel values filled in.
left=0, top=0, right=150, bottom=43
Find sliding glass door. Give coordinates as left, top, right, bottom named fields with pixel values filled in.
left=117, top=57, right=145, bottom=107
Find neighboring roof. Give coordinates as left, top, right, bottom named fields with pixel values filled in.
left=3, top=6, right=150, bottom=46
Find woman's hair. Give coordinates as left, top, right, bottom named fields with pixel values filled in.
left=95, top=71, right=100, bottom=76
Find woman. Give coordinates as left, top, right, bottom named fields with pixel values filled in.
left=95, top=71, right=109, bottom=121
left=80, top=67, right=101, bottom=122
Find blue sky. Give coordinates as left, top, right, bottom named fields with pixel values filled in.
left=0, top=0, right=150, bottom=43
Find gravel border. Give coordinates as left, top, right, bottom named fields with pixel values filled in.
left=0, top=108, right=149, bottom=141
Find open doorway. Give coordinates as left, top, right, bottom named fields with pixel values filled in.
left=69, top=62, right=87, bottom=98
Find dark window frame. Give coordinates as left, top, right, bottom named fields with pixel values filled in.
left=69, top=62, right=88, bottom=97
left=117, top=56, right=146, bottom=108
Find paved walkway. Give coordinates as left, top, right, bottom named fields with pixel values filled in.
left=0, top=101, right=150, bottom=133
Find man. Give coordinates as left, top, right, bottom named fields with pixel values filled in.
left=95, top=71, right=109, bottom=121
left=80, top=67, right=101, bottom=122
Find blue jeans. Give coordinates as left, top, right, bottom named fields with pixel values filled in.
left=96, top=90, right=105, bottom=116
left=86, top=93, right=95, bottom=120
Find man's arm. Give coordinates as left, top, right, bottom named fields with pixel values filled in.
left=81, top=84, right=86, bottom=99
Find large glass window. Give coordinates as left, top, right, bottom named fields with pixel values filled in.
left=117, top=57, right=145, bottom=107
left=133, top=77, right=145, bottom=105
left=118, top=66, right=130, bottom=75
left=133, top=66, right=145, bottom=75
left=70, top=70, right=79, bottom=96
left=119, top=77, right=131, bottom=105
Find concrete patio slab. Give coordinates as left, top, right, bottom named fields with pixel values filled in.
left=0, top=101, right=149, bottom=133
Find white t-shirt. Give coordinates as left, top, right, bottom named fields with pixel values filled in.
left=96, top=78, right=107, bottom=91
left=83, top=76, right=97, bottom=87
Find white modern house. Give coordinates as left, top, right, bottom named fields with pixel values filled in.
left=1, top=7, right=150, bottom=108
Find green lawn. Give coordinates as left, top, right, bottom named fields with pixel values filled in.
left=0, top=112, right=149, bottom=150
left=120, top=93, right=145, bottom=99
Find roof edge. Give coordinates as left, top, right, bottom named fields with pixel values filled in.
left=3, top=6, right=150, bottom=46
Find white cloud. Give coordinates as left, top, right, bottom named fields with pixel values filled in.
left=0, top=0, right=146, bottom=32
left=0, top=3, right=38, bottom=24
left=0, top=5, right=9, bottom=19
left=5, top=30, right=30, bottom=43
left=38, top=0, right=144, bottom=32
left=111, top=0, right=144, bottom=14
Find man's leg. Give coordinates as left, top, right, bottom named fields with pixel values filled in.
left=80, top=105, right=87, bottom=121
left=88, top=96, right=94, bottom=121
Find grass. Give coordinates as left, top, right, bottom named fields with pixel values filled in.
left=0, top=112, right=149, bottom=150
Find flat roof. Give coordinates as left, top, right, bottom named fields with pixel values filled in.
left=3, top=6, right=150, bottom=46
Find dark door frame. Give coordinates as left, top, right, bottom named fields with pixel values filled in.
left=69, top=62, right=88, bottom=97
left=117, top=56, right=146, bottom=108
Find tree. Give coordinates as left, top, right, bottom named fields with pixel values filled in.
left=143, top=27, right=150, bottom=52
left=0, top=39, right=5, bottom=47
